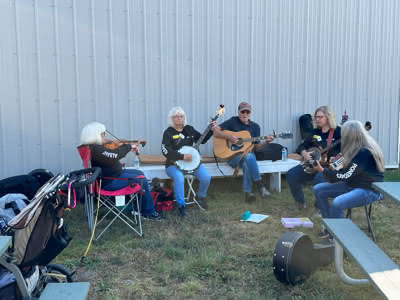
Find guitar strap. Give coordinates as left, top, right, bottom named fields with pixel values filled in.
left=233, top=144, right=255, bottom=177
left=327, top=128, right=334, bottom=146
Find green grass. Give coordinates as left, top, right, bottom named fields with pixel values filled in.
left=57, top=173, right=400, bottom=299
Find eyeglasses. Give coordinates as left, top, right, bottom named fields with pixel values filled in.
left=173, top=115, right=184, bottom=118
left=314, top=115, right=325, bottom=119
left=240, top=110, right=251, bottom=115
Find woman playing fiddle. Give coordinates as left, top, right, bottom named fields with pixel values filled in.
left=80, top=122, right=160, bottom=220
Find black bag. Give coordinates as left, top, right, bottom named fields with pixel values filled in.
left=254, top=143, right=283, bottom=161
left=27, top=169, right=53, bottom=187
left=0, top=169, right=54, bottom=200
left=299, top=114, right=313, bottom=140
left=0, top=175, right=40, bottom=200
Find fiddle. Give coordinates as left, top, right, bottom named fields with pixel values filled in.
left=103, top=130, right=146, bottom=153
left=103, top=140, right=146, bottom=150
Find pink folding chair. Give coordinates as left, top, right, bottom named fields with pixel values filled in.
left=77, top=145, right=143, bottom=239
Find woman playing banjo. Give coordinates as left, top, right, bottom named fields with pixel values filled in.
left=161, top=106, right=215, bottom=218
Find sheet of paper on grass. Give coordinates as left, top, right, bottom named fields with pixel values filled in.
left=240, top=213, right=269, bottom=224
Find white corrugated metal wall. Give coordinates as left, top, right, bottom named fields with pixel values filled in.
left=0, top=0, right=399, bottom=178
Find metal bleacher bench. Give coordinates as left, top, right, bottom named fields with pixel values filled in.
left=0, top=236, right=90, bottom=300
left=131, top=155, right=300, bottom=192
left=372, top=182, right=400, bottom=206
left=323, top=219, right=400, bottom=299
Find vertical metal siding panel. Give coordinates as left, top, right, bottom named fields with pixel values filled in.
left=58, top=0, right=80, bottom=170
left=130, top=0, right=146, bottom=147
left=126, top=0, right=133, bottom=140
left=13, top=0, right=25, bottom=172
left=143, top=0, right=161, bottom=154
left=111, top=0, right=129, bottom=137
left=89, top=0, right=98, bottom=121
left=16, top=0, right=41, bottom=173
left=0, top=0, right=23, bottom=176
left=37, top=0, right=61, bottom=172
left=53, top=0, right=64, bottom=172
left=142, top=0, right=149, bottom=141
left=33, top=0, right=45, bottom=168
left=108, top=0, right=116, bottom=129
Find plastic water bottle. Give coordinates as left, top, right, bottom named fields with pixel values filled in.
left=281, top=147, right=287, bottom=161
left=133, top=155, right=140, bottom=168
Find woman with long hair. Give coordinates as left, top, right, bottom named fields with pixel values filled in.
left=312, top=120, right=384, bottom=236
left=80, top=122, right=161, bottom=220
left=287, top=106, right=341, bottom=211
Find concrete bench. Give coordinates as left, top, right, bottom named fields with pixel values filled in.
left=132, top=155, right=300, bottom=192
left=323, top=218, right=400, bottom=299
left=372, top=182, right=400, bottom=206
left=40, top=282, right=90, bottom=300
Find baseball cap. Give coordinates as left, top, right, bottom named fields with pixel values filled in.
left=238, top=102, right=251, bottom=112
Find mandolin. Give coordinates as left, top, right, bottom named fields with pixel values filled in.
left=213, top=130, right=293, bottom=159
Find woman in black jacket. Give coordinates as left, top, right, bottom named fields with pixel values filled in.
left=312, top=120, right=384, bottom=224
left=161, top=106, right=214, bottom=218
left=80, top=122, right=160, bottom=220
left=287, top=106, right=341, bottom=211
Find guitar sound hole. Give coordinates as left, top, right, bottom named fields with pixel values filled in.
left=231, top=144, right=243, bottom=151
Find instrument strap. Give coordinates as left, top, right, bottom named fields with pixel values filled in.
left=327, top=128, right=334, bottom=146
left=233, top=144, right=255, bottom=177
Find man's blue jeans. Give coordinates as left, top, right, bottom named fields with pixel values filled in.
left=166, top=164, right=211, bottom=207
left=287, top=164, right=325, bottom=205
left=229, top=152, right=261, bottom=193
left=102, top=169, right=156, bottom=216
left=313, top=181, right=382, bottom=218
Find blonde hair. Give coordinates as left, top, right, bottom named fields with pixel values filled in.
left=80, top=122, right=106, bottom=145
left=314, top=106, right=337, bottom=129
left=341, top=120, right=385, bottom=172
left=168, top=106, right=186, bottom=127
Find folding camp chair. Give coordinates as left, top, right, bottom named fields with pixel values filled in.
left=77, top=145, right=143, bottom=239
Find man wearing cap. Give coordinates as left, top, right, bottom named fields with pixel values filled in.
left=212, top=102, right=274, bottom=202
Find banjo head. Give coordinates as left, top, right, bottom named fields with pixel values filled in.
left=176, top=146, right=201, bottom=173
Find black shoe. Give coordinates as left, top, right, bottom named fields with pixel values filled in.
left=178, top=206, right=186, bottom=218
left=197, top=197, right=208, bottom=210
left=143, top=212, right=161, bottom=221
left=245, top=192, right=256, bottom=203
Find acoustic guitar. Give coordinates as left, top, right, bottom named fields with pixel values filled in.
left=302, top=120, right=372, bottom=174
left=213, top=130, right=293, bottom=159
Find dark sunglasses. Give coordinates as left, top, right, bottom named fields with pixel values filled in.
left=240, top=110, right=251, bottom=114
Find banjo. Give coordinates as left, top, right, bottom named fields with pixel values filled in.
left=175, top=105, right=225, bottom=173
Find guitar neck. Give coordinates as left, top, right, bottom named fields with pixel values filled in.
left=241, top=136, right=270, bottom=144
left=320, top=139, right=340, bottom=155
left=195, top=110, right=223, bottom=148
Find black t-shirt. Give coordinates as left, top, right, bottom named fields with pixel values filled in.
left=219, top=117, right=261, bottom=144
left=296, top=127, right=341, bottom=158
left=89, top=144, right=132, bottom=179
left=161, top=125, right=212, bottom=167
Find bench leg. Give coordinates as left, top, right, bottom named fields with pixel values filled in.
left=365, top=204, right=376, bottom=243
left=268, top=172, right=281, bottom=193
left=334, top=240, right=369, bottom=285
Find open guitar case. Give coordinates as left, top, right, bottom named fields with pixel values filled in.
left=273, top=231, right=334, bottom=285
